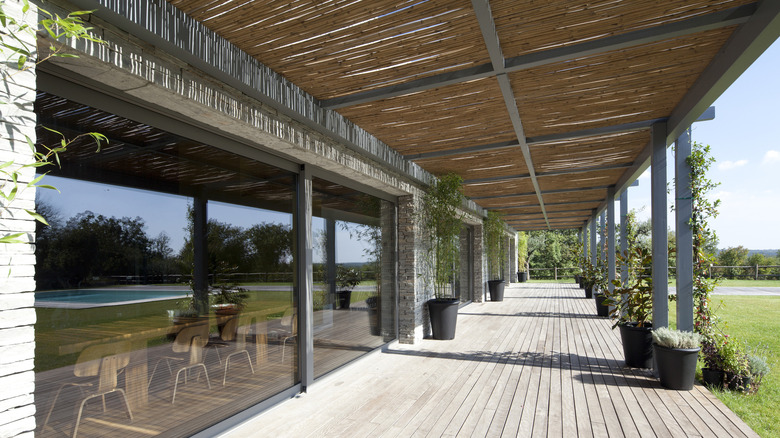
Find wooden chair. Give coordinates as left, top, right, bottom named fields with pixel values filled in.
left=42, top=341, right=134, bottom=438
left=269, top=307, right=297, bottom=362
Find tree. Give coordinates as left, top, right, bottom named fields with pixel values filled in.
left=717, top=246, right=749, bottom=279
left=247, top=222, right=293, bottom=272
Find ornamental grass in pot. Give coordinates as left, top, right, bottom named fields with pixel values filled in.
left=652, top=328, right=702, bottom=390
left=605, top=247, right=654, bottom=368
left=485, top=210, right=506, bottom=301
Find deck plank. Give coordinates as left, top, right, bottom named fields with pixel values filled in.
left=223, top=284, right=760, bottom=438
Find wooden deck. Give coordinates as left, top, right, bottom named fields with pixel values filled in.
left=223, top=283, right=758, bottom=438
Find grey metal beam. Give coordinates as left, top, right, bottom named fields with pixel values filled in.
left=607, top=188, right=616, bottom=294
left=463, top=163, right=632, bottom=185
left=651, top=122, right=669, bottom=329
left=406, top=117, right=668, bottom=161
left=471, top=184, right=611, bottom=200
left=322, top=4, right=755, bottom=109
left=589, top=216, right=597, bottom=268
left=666, top=1, right=780, bottom=144
left=676, top=128, right=694, bottom=332
left=471, top=0, right=549, bottom=229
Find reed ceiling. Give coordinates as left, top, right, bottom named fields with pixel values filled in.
left=148, top=0, right=777, bottom=230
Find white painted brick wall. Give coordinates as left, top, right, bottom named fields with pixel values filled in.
left=0, top=0, right=38, bottom=435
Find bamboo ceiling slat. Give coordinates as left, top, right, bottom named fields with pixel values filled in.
left=491, top=0, right=754, bottom=58
left=543, top=189, right=610, bottom=206
left=538, top=168, right=624, bottom=193
left=417, top=148, right=529, bottom=179
left=167, top=0, right=490, bottom=100
left=463, top=178, right=536, bottom=199
left=531, top=131, right=648, bottom=174
left=337, top=78, right=516, bottom=154
left=511, top=28, right=735, bottom=137
left=477, top=195, right=540, bottom=210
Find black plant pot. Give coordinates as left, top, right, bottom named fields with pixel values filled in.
left=726, top=373, right=752, bottom=392
left=654, top=344, right=700, bottom=390
left=594, top=293, right=609, bottom=317
left=488, top=280, right=505, bottom=301
left=619, top=323, right=654, bottom=368
left=337, top=290, right=352, bottom=309
left=584, top=284, right=593, bottom=299
left=518, top=271, right=528, bottom=282
left=428, top=298, right=459, bottom=340
left=701, top=368, right=725, bottom=389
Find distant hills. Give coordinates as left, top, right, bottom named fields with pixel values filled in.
left=746, top=249, right=779, bottom=257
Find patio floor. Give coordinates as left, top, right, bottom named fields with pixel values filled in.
left=222, top=282, right=758, bottom=438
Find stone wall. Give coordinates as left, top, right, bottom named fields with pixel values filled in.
left=0, top=1, right=39, bottom=435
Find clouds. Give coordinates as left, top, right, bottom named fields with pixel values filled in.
left=762, top=150, right=780, bottom=165
left=717, top=159, right=748, bottom=170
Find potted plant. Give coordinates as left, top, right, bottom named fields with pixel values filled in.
left=719, top=335, right=751, bottom=392
left=335, top=265, right=361, bottom=310
left=652, top=327, right=702, bottom=390
left=366, top=295, right=380, bottom=336
left=581, top=261, right=597, bottom=299
left=593, top=257, right=610, bottom=316
left=517, top=231, right=528, bottom=283
left=605, top=246, right=654, bottom=368
left=420, top=173, right=465, bottom=340
left=747, top=347, right=770, bottom=394
left=485, top=210, right=506, bottom=301
left=211, top=283, right=249, bottom=315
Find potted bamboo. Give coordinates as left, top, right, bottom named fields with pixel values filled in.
left=485, top=211, right=506, bottom=301
left=421, top=173, right=465, bottom=340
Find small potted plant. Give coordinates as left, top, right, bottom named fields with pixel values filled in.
left=747, top=347, right=770, bottom=394
left=593, top=258, right=610, bottom=317
left=605, top=246, right=654, bottom=368
left=719, top=335, right=750, bottom=392
left=335, top=265, right=361, bottom=310
left=211, top=283, right=249, bottom=315
left=700, top=333, right=726, bottom=388
left=485, top=210, right=506, bottom=301
left=652, top=327, right=703, bottom=390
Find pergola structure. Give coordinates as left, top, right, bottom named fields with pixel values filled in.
left=2, top=0, right=780, bottom=436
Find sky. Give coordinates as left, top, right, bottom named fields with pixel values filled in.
left=628, top=38, right=780, bottom=251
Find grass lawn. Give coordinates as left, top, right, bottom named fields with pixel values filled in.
left=670, top=296, right=780, bottom=437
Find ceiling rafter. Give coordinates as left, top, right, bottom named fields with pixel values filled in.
left=471, top=0, right=549, bottom=228
left=463, top=162, right=632, bottom=185
left=471, top=184, right=612, bottom=201
left=321, top=4, right=756, bottom=110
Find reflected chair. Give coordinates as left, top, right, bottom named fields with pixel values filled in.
left=270, top=307, right=297, bottom=363
left=148, top=323, right=211, bottom=404
left=42, top=341, right=134, bottom=438
left=221, top=315, right=255, bottom=385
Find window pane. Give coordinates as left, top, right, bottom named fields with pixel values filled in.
left=311, top=178, right=396, bottom=379
left=34, top=93, right=297, bottom=437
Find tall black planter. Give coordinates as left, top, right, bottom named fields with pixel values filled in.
left=488, top=280, right=505, bottom=301
left=337, top=290, right=352, bottom=309
left=619, top=323, right=654, bottom=368
left=584, top=284, right=593, bottom=299
left=654, top=344, right=700, bottom=390
left=594, top=293, right=609, bottom=317
left=517, top=271, right=528, bottom=282
left=428, top=298, right=459, bottom=340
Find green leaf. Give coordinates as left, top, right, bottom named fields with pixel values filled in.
left=22, top=0, right=30, bottom=13
left=0, top=233, right=26, bottom=244
left=70, top=10, right=97, bottom=16
left=35, top=184, right=58, bottom=191
left=0, top=160, right=13, bottom=170
left=25, top=210, right=49, bottom=225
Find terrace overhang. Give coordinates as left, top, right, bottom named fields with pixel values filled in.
left=60, top=0, right=780, bottom=230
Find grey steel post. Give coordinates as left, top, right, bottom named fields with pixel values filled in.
left=607, top=189, right=616, bottom=293
left=297, top=165, right=314, bottom=389
left=600, top=212, right=606, bottom=264
left=620, top=190, right=629, bottom=286
left=589, top=216, right=597, bottom=268
left=192, top=196, right=209, bottom=313
left=651, top=122, right=669, bottom=329
left=675, top=127, right=694, bottom=331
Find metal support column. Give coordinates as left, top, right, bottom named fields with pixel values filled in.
left=607, top=189, right=616, bottom=293
left=599, top=212, right=606, bottom=264
left=620, top=190, right=629, bottom=286
left=589, top=217, right=597, bottom=268
left=651, top=122, right=669, bottom=329
left=297, top=165, right=314, bottom=389
left=676, top=127, right=694, bottom=332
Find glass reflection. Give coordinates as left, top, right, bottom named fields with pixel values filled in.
left=33, top=92, right=298, bottom=437
left=312, top=178, right=396, bottom=378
